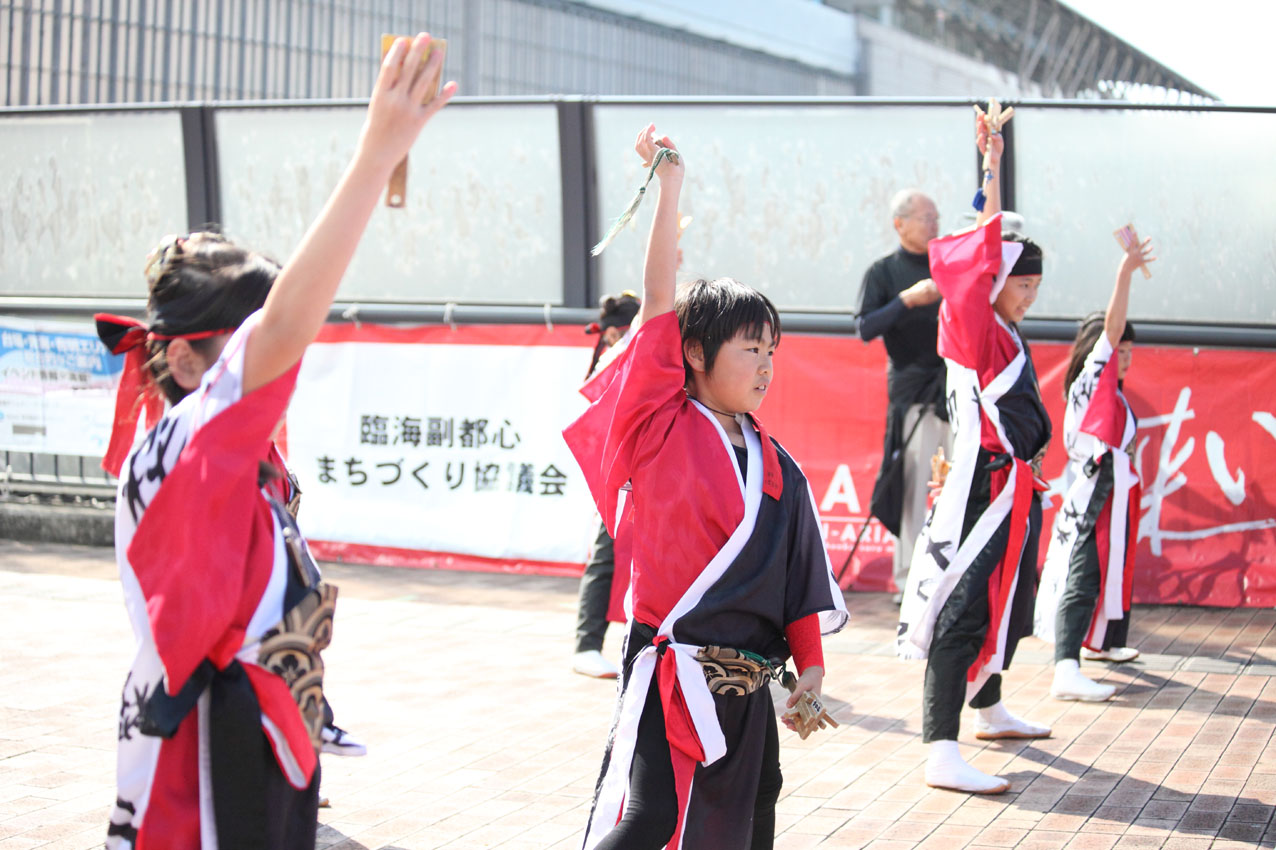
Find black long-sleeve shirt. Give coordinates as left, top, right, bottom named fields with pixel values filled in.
left=856, top=246, right=946, bottom=409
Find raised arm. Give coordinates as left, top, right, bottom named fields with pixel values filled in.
left=973, top=112, right=1004, bottom=230
left=1105, top=235, right=1156, bottom=346
left=631, top=124, right=684, bottom=330
left=242, top=33, right=456, bottom=394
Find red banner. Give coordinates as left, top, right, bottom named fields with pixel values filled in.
left=297, top=323, right=1276, bottom=607
left=764, top=335, right=1276, bottom=608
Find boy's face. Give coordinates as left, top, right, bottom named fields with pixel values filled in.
left=695, top=323, right=776, bottom=415
left=994, top=274, right=1041, bottom=324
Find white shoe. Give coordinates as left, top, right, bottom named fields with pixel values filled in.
left=320, top=724, right=367, bottom=757
left=1051, top=659, right=1116, bottom=702
left=973, top=702, right=1052, bottom=740
left=1082, top=646, right=1140, bottom=663
left=925, top=740, right=1010, bottom=794
left=572, top=650, right=619, bottom=679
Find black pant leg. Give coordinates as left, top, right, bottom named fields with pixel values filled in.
left=593, top=681, right=677, bottom=850
left=575, top=521, right=616, bottom=653
left=1103, top=612, right=1131, bottom=650
left=749, top=711, right=782, bottom=850
left=263, top=749, right=321, bottom=850
left=1054, top=533, right=1103, bottom=662
left=968, top=673, right=1002, bottom=710
left=921, top=522, right=1004, bottom=742
left=1001, top=498, right=1042, bottom=669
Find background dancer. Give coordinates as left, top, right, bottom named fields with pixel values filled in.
left=565, top=124, right=847, bottom=850
left=99, top=34, right=453, bottom=849
left=573, top=291, right=642, bottom=679
left=1035, top=232, right=1156, bottom=701
left=857, top=189, right=952, bottom=602
left=897, top=108, right=1052, bottom=795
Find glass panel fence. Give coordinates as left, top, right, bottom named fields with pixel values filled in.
left=0, top=111, right=187, bottom=298
left=215, top=103, right=566, bottom=305
left=1015, top=107, right=1276, bottom=324
left=591, top=103, right=974, bottom=312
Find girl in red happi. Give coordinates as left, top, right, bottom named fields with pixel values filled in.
left=99, top=35, right=454, bottom=849
left=1035, top=233, right=1155, bottom=701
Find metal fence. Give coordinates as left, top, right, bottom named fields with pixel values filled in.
left=1, top=0, right=857, bottom=106
left=2, top=95, right=1275, bottom=497
left=1, top=449, right=113, bottom=496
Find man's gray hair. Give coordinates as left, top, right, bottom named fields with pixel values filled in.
left=889, top=188, right=930, bottom=220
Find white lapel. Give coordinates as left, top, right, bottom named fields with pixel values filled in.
left=658, top=401, right=763, bottom=636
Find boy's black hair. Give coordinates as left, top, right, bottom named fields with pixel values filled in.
left=675, top=278, right=781, bottom=388
left=1062, top=311, right=1137, bottom=399
left=1002, top=230, right=1044, bottom=277
left=145, top=230, right=280, bottom=404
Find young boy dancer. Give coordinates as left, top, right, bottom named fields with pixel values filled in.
left=898, top=109, right=1052, bottom=794
left=565, top=125, right=847, bottom=849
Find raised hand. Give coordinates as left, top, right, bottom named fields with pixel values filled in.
left=635, top=123, right=684, bottom=184
left=359, top=34, right=457, bottom=173
left=975, top=112, right=1004, bottom=171
left=1119, top=235, right=1156, bottom=279
left=1104, top=231, right=1153, bottom=346
left=243, top=33, right=456, bottom=394
left=972, top=107, right=1005, bottom=225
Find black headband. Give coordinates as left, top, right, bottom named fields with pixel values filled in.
left=595, top=300, right=640, bottom=333
left=1008, top=252, right=1042, bottom=277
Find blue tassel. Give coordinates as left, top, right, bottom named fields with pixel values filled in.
left=970, top=169, right=992, bottom=212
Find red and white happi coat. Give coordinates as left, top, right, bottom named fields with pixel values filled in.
left=108, top=312, right=315, bottom=849
left=1035, top=333, right=1140, bottom=649
left=565, top=310, right=847, bottom=850
left=579, top=328, right=635, bottom=624
left=897, top=214, right=1046, bottom=698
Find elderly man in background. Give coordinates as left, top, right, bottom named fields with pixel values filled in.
left=857, top=189, right=953, bottom=603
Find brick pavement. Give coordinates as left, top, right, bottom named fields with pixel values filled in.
left=1, top=539, right=1275, bottom=849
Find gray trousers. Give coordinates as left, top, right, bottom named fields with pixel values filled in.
left=575, top=520, right=615, bottom=653
left=894, top=404, right=954, bottom=593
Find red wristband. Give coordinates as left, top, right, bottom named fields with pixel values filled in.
left=784, top=612, right=824, bottom=674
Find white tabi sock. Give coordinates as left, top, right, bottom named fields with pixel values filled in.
left=925, top=739, right=1010, bottom=794
left=974, top=701, right=1052, bottom=739
left=1051, top=659, right=1116, bottom=702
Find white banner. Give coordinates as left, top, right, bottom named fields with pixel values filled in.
left=0, top=316, right=121, bottom=456
left=287, top=339, right=599, bottom=565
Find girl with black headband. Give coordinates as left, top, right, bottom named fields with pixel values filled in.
left=1035, top=233, right=1155, bottom=701
left=573, top=290, right=642, bottom=680
left=98, top=35, right=453, bottom=850
left=897, top=107, right=1054, bottom=794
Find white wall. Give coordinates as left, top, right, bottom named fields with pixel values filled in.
left=856, top=17, right=1042, bottom=98
left=575, top=0, right=859, bottom=75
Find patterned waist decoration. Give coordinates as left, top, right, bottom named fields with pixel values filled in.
left=257, top=582, right=337, bottom=749
left=695, top=645, right=785, bottom=696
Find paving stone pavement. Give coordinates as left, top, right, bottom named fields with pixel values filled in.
left=2, top=539, right=1276, bottom=849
